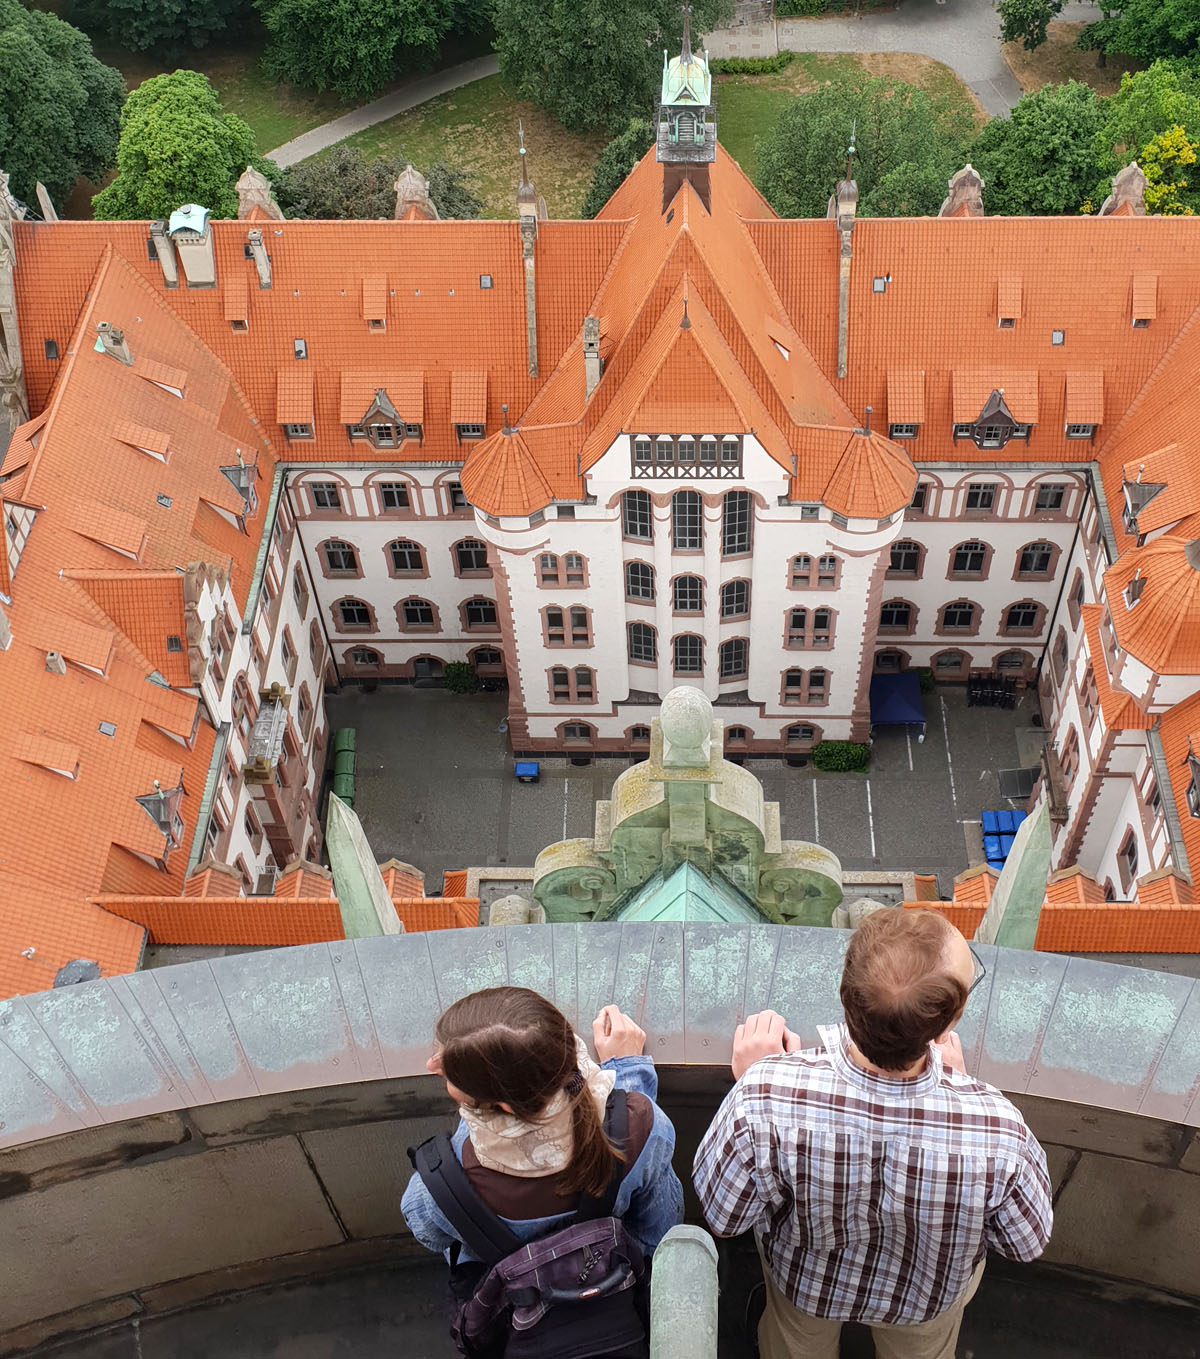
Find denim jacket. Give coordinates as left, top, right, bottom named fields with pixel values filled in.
left=401, top=1055, right=683, bottom=1262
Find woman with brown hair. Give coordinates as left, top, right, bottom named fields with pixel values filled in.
left=401, top=985, right=683, bottom=1261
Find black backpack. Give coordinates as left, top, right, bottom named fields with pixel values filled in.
left=409, top=1089, right=648, bottom=1359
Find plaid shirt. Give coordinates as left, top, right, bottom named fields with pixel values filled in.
left=693, top=1025, right=1052, bottom=1325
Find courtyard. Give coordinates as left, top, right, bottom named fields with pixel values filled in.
left=324, top=684, right=1041, bottom=898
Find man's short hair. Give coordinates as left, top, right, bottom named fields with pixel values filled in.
left=839, top=910, right=967, bottom=1071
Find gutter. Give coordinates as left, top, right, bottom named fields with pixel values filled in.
left=187, top=720, right=231, bottom=875
left=242, top=464, right=286, bottom=636
left=1148, top=723, right=1192, bottom=882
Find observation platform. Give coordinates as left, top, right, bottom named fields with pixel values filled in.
left=1, top=923, right=1198, bottom=1356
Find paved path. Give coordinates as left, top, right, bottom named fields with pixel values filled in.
left=265, top=54, right=500, bottom=168
left=710, top=0, right=1099, bottom=116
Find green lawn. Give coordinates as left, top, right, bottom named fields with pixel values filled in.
left=336, top=75, right=601, bottom=220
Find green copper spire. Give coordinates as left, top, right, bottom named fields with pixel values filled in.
left=661, top=5, right=712, bottom=110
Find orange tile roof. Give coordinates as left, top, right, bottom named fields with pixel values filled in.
left=887, top=370, right=925, bottom=423
left=822, top=427, right=917, bottom=519
left=112, top=419, right=170, bottom=460
left=461, top=425, right=555, bottom=516
left=1104, top=537, right=1200, bottom=674
left=223, top=273, right=249, bottom=323
left=1080, top=604, right=1154, bottom=730
left=951, top=370, right=1038, bottom=425
left=362, top=276, right=387, bottom=321
left=997, top=272, right=1023, bottom=320
left=1132, top=272, right=1158, bottom=321
left=1044, top=866, right=1106, bottom=905
left=451, top=371, right=488, bottom=425
left=1064, top=370, right=1104, bottom=424
left=1136, top=869, right=1194, bottom=906
left=443, top=869, right=468, bottom=896
left=276, top=369, right=314, bottom=423
left=1157, top=690, right=1200, bottom=880
left=14, top=732, right=81, bottom=776
left=1118, top=444, right=1200, bottom=536
left=67, top=570, right=192, bottom=686
left=339, top=371, right=423, bottom=425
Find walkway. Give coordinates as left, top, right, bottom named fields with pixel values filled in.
left=709, top=0, right=1100, bottom=116
left=265, top=54, right=500, bottom=168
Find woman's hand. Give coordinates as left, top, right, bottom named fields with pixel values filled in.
left=593, top=1005, right=646, bottom=1062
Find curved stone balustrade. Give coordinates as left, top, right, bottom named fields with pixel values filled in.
left=1, top=924, right=1198, bottom=1352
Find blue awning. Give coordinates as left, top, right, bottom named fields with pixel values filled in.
left=870, top=672, right=926, bottom=733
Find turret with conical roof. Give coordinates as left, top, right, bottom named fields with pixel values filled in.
left=656, top=4, right=716, bottom=211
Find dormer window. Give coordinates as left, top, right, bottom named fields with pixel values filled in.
left=1188, top=753, right=1200, bottom=816
left=1122, top=477, right=1166, bottom=535
left=136, top=778, right=186, bottom=849
left=283, top=423, right=313, bottom=440
left=1132, top=273, right=1157, bottom=328
left=997, top=273, right=1022, bottom=329
left=889, top=423, right=918, bottom=439
left=1124, top=571, right=1145, bottom=609
left=457, top=423, right=485, bottom=440
left=1065, top=424, right=1094, bottom=440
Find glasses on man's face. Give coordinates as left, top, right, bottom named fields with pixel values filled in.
left=967, top=944, right=987, bottom=996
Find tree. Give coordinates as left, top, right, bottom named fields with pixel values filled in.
left=68, top=0, right=250, bottom=57
left=581, top=118, right=656, bottom=217
left=971, top=80, right=1105, bottom=215
left=256, top=0, right=467, bottom=101
left=0, top=0, right=124, bottom=206
left=755, top=78, right=973, bottom=220
left=276, top=145, right=482, bottom=219
left=1094, top=61, right=1200, bottom=172
left=92, top=71, right=263, bottom=220
left=492, top=0, right=731, bottom=135
left=1079, top=0, right=1200, bottom=64
left=998, top=0, right=1065, bottom=51
left=1141, top=124, right=1199, bottom=213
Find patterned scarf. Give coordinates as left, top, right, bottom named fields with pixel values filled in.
left=459, top=1034, right=615, bottom=1177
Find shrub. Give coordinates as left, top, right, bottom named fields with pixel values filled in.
left=916, top=667, right=935, bottom=694
left=443, top=662, right=478, bottom=695
left=812, top=740, right=871, bottom=772
left=710, top=52, right=796, bottom=75
left=776, top=0, right=858, bottom=14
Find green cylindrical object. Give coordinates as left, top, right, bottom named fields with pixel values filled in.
left=649, top=1226, right=718, bottom=1359
left=333, top=728, right=357, bottom=754
left=332, top=772, right=355, bottom=805
left=334, top=748, right=356, bottom=776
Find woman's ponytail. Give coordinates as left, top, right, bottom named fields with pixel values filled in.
left=561, top=1079, right=622, bottom=1198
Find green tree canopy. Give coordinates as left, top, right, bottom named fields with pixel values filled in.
left=970, top=80, right=1106, bottom=215
left=492, top=0, right=730, bottom=135
left=0, top=0, right=124, bottom=206
left=755, top=77, right=973, bottom=220
left=997, top=0, right=1065, bottom=51
left=276, top=145, right=482, bottom=218
left=1080, top=0, right=1200, bottom=63
left=92, top=70, right=263, bottom=220
left=582, top=117, right=656, bottom=217
left=1141, top=123, right=1199, bottom=213
left=256, top=0, right=469, bottom=101
left=1094, top=60, right=1200, bottom=174
left=68, top=0, right=249, bottom=57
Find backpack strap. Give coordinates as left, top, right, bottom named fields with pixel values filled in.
left=409, top=1133, right=524, bottom=1266
left=575, top=1088, right=629, bottom=1222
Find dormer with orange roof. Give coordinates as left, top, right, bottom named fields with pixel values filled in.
left=1104, top=535, right=1200, bottom=704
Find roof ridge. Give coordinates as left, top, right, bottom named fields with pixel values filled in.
left=1098, top=293, right=1200, bottom=458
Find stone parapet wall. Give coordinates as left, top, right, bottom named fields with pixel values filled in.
left=1, top=925, right=1198, bottom=1350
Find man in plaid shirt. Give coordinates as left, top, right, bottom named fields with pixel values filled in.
left=693, top=909, right=1052, bottom=1359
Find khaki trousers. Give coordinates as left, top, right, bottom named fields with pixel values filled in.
left=756, top=1253, right=986, bottom=1359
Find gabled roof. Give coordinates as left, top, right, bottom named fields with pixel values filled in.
left=1080, top=605, right=1154, bottom=731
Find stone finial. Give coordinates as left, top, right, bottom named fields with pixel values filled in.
left=235, top=166, right=285, bottom=221
left=0, top=170, right=24, bottom=223
left=0, top=603, right=10, bottom=650
left=393, top=164, right=438, bottom=221
left=660, top=684, right=714, bottom=768
left=489, top=894, right=546, bottom=925
left=939, top=164, right=985, bottom=218
left=1099, top=161, right=1147, bottom=217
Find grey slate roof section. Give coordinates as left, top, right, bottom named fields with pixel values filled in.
left=1, top=924, right=1198, bottom=1150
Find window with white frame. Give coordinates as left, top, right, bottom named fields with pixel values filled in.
left=464, top=597, right=497, bottom=628
left=889, top=540, right=921, bottom=575
left=380, top=481, right=410, bottom=510
left=787, top=607, right=833, bottom=647
left=942, top=602, right=976, bottom=630
left=952, top=541, right=987, bottom=574
left=311, top=482, right=342, bottom=510
left=1018, top=542, right=1054, bottom=576
left=447, top=480, right=468, bottom=510
left=403, top=598, right=434, bottom=627
left=339, top=599, right=371, bottom=628
left=965, top=483, right=996, bottom=511
left=323, top=540, right=358, bottom=574
left=879, top=600, right=912, bottom=630
left=550, top=666, right=595, bottom=702
left=389, top=539, right=423, bottom=573
left=456, top=539, right=489, bottom=573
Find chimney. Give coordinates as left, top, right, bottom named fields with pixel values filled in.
left=583, top=316, right=602, bottom=399
left=45, top=650, right=66, bottom=674
left=149, top=221, right=179, bottom=288
left=1099, top=161, right=1148, bottom=217
left=247, top=228, right=272, bottom=288
left=517, top=125, right=540, bottom=377
left=828, top=178, right=857, bottom=381
left=939, top=164, right=985, bottom=218
left=235, top=165, right=285, bottom=221
left=96, top=321, right=133, bottom=366
left=168, top=205, right=216, bottom=288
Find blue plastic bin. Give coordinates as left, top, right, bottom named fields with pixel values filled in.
left=1011, top=809, right=1028, bottom=829
left=515, top=761, right=540, bottom=784
left=984, top=833, right=1003, bottom=860
left=997, top=809, right=1015, bottom=834
left=1000, top=833, right=1016, bottom=856
left=982, top=810, right=1001, bottom=836
left=987, top=858, right=1006, bottom=873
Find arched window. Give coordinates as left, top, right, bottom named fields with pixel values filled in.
left=673, top=633, right=703, bottom=674
left=719, top=638, right=748, bottom=680
left=455, top=539, right=489, bottom=574
left=323, top=540, right=358, bottom=574
left=1118, top=828, right=1139, bottom=894
left=673, top=575, right=703, bottom=612
left=951, top=541, right=988, bottom=575
left=1004, top=601, right=1041, bottom=632
left=625, top=561, right=655, bottom=601
left=888, top=540, right=921, bottom=576
left=402, top=598, right=434, bottom=627
left=539, top=553, right=559, bottom=584
left=940, top=601, right=977, bottom=631
left=309, top=620, right=324, bottom=669
left=1017, top=541, right=1054, bottom=577
left=292, top=566, right=309, bottom=615
left=629, top=725, right=651, bottom=744
left=628, top=622, right=657, bottom=663
left=722, top=490, right=752, bottom=555
left=726, top=726, right=749, bottom=743
left=721, top=580, right=749, bottom=618
left=879, top=600, right=913, bottom=631
left=561, top=722, right=595, bottom=743
left=786, top=723, right=816, bottom=744
left=338, top=599, right=371, bottom=629
left=388, top=539, right=423, bottom=573
left=672, top=490, right=703, bottom=550
left=996, top=649, right=1027, bottom=672
left=622, top=490, right=652, bottom=540
left=472, top=647, right=503, bottom=668
left=464, top=597, right=498, bottom=628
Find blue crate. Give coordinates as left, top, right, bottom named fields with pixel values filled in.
left=984, top=833, right=1003, bottom=860
left=1011, top=809, right=1028, bottom=829
left=997, top=809, right=1015, bottom=834
left=982, top=810, right=1002, bottom=836
left=1000, top=834, right=1016, bottom=856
